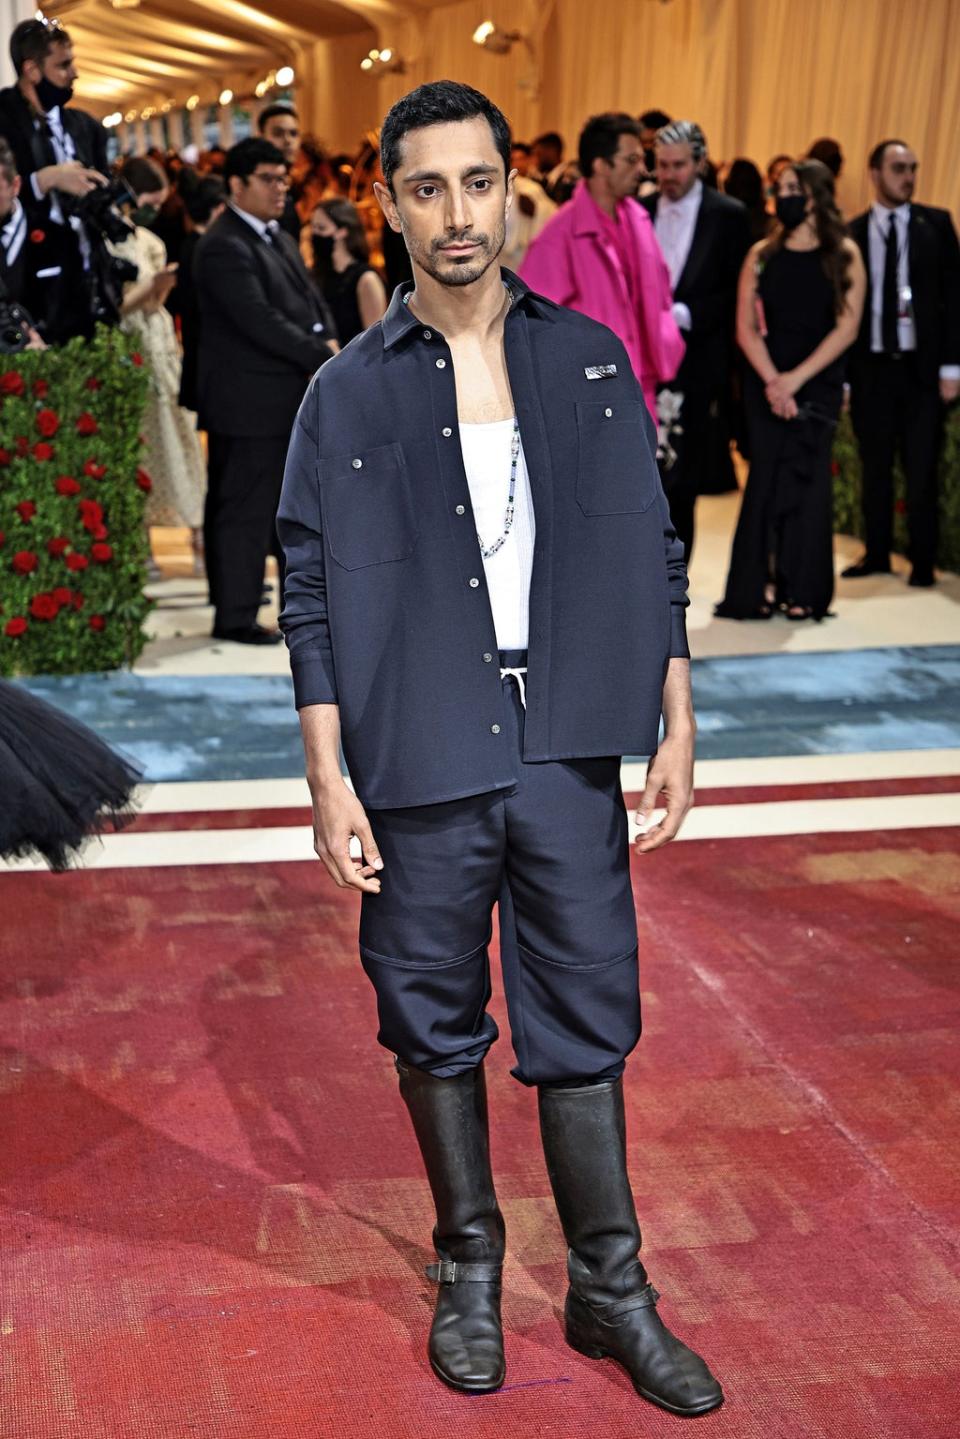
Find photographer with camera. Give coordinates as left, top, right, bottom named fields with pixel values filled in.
left=0, top=17, right=110, bottom=342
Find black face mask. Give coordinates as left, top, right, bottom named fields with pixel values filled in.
left=131, top=202, right=159, bottom=227
left=312, top=234, right=334, bottom=265
left=643, top=148, right=656, bottom=175
left=776, top=193, right=808, bottom=231
left=35, top=74, right=74, bottom=112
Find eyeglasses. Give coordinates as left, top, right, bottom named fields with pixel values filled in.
left=252, top=171, right=289, bottom=188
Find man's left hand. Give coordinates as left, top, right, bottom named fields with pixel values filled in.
left=634, top=732, right=695, bottom=853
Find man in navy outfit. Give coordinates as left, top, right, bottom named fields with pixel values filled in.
left=278, top=81, right=722, bottom=1417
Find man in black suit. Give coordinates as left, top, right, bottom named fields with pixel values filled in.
left=0, top=18, right=108, bottom=343
left=257, top=102, right=302, bottom=242
left=844, top=140, right=960, bottom=587
left=0, top=138, right=45, bottom=347
left=196, top=137, right=338, bottom=646
left=641, top=121, right=751, bottom=559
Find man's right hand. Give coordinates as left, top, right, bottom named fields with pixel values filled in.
left=310, top=778, right=383, bottom=893
left=36, top=161, right=107, bottom=198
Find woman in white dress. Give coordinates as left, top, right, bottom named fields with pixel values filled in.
left=109, top=157, right=206, bottom=573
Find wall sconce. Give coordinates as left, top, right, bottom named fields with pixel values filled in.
left=359, top=48, right=406, bottom=75
left=472, top=21, right=523, bottom=54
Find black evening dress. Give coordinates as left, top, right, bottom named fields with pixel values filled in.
left=323, top=262, right=377, bottom=347
left=716, top=247, right=846, bottom=620
left=0, top=680, right=142, bottom=870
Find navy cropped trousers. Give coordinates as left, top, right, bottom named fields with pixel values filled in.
left=359, top=663, right=641, bottom=1086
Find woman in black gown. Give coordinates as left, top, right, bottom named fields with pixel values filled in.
left=0, top=681, right=141, bottom=870
left=716, top=160, right=866, bottom=620
left=308, top=198, right=387, bottom=347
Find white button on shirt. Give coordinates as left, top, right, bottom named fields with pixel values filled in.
left=459, top=418, right=535, bottom=650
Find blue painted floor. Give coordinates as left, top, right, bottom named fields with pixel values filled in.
left=20, top=644, right=960, bottom=783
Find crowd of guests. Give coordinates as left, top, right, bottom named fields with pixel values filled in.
left=2, top=16, right=958, bottom=647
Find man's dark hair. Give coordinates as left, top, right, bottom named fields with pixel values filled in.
left=533, top=131, right=563, bottom=154
left=10, top=18, right=71, bottom=77
left=869, top=138, right=911, bottom=171
left=120, top=156, right=167, bottom=197
left=511, top=141, right=532, bottom=156
left=380, top=80, right=512, bottom=193
left=807, top=137, right=843, bottom=177
left=182, top=173, right=226, bottom=225
left=639, top=109, right=671, bottom=132
left=258, top=102, right=299, bottom=132
left=578, top=113, right=641, bottom=179
left=224, top=137, right=286, bottom=183
left=0, top=138, right=17, bottom=186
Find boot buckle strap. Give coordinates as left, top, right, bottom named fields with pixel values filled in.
left=426, top=1260, right=502, bottom=1285
left=591, top=1283, right=661, bottom=1320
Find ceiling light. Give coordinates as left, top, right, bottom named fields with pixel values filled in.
left=359, top=48, right=405, bottom=75
left=219, top=89, right=233, bottom=106
left=255, top=80, right=267, bottom=97
left=379, top=49, right=392, bottom=62
left=124, top=109, right=137, bottom=123
left=186, top=95, right=199, bottom=110
left=472, top=21, right=522, bottom=54
left=275, top=65, right=294, bottom=86
left=360, top=57, right=373, bottom=70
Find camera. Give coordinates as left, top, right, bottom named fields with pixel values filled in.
left=72, top=174, right=138, bottom=244
left=0, top=296, right=33, bottom=353
left=67, top=175, right=140, bottom=327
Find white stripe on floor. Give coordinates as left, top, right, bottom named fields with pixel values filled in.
left=4, top=791, right=958, bottom=872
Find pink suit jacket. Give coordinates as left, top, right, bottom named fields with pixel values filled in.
left=519, top=180, right=684, bottom=415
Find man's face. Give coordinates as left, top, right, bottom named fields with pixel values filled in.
left=232, top=163, right=288, bottom=222
left=533, top=141, right=560, bottom=174
left=261, top=113, right=300, bottom=166
left=0, top=169, right=20, bottom=223
left=375, top=116, right=513, bottom=290
left=25, top=40, right=77, bottom=95
left=598, top=133, right=644, bottom=199
left=656, top=141, right=699, bottom=201
left=511, top=146, right=531, bottom=178
left=873, top=144, right=917, bottom=206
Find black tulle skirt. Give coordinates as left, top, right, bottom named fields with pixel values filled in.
left=0, top=679, right=142, bottom=870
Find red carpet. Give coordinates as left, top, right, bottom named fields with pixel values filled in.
left=1, top=827, right=958, bottom=1437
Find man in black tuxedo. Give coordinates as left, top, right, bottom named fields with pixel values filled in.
left=641, top=121, right=751, bottom=559
left=196, top=137, right=338, bottom=646
left=0, top=138, right=45, bottom=347
left=0, top=18, right=108, bottom=343
left=844, top=140, right=960, bottom=587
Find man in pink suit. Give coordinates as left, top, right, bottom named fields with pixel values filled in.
left=521, top=112, right=684, bottom=417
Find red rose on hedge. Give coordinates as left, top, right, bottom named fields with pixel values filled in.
left=35, top=408, right=60, bottom=437
left=131, top=352, right=143, bottom=366
left=91, top=542, right=113, bottom=563
left=65, top=553, right=88, bottom=571
left=15, top=435, right=29, bottom=456
left=29, top=593, right=59, bottom=621
left=32, top=379, right=48, bottom=399
left=84, top=377, right=102, bottom=391
left=72, top=592, right=84, bottom=609
left=82, top=459, right=107, bottom=480
left=52, top=587, right=72, bottom=606
left=15, top=501, right=36, bottom=522
left=79, top=499, right=104, bottom=530
left=55, top=475, right=81, bottom=496
left=0, top=371, right=25, bottom=396
left=76, top=412, right=98, bottom=436
left=12, top=550, right=38, bottom=574
left=89, top=614, right=105, bottom=632
left=93, top=524, right=108, bottom=540
left=136, top=467, right=153, bottom=492
left=0, top=448, right=10, bottom=466
left=32, top=442, right=54, bottom=461
left=4, top=617, right=27, bottom=637
left=47, top=537, right=71, bottom=556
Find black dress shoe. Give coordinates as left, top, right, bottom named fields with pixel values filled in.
left=212, top=624, right=283, bottom=646
left=841, top=557, right=891, bottom=578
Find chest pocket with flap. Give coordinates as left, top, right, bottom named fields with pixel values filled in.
left=575, top=399, right=658, bottom=516
left=321, top=442, right=419, bottom=570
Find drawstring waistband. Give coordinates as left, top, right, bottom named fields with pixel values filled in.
left=498, top=648, right=528, bottom=708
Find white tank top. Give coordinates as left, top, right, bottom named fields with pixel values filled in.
left=458, top=418, right=535, bottom=650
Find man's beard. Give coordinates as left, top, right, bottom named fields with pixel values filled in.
left=402, top=218, right=505, bottom=287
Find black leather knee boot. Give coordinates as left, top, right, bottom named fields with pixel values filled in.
left=397, top=1060, right=506, bottom=1393
left=538, top=1077, right=723, bottom=1416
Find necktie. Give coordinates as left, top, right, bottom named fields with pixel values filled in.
left=882, top=214, right=900, bottom=354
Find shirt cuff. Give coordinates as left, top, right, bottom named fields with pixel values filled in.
left=669, top=604, right=690, bottom=660
left=31, top=172, right=44, bottom=201
left=671, top=302, right=692, bottom=332
left=939, top=365, right=960, bottom=382
left=290, top=653, right=338, bottom=710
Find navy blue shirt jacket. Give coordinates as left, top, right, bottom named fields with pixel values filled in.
left=277, top=271, right=690, bottom=810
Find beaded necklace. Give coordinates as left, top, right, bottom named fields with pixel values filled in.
left=476, top=417, right=521, bottom=559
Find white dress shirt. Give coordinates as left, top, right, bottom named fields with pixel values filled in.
left=869, top=201, right=960, bottom=380
left=29, top=106, right=75, bottom=226
left=228, top=202, right=277, bottom=241
left=654, top=178, right=702, bottom=333
left=0, top=196, right=26, bottom=268
left=459, top=418, right=535, bottom=651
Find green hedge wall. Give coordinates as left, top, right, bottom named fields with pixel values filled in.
left=833, top=405, right=960, bottom=572
left=0, top=327, right=150, bottom=677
